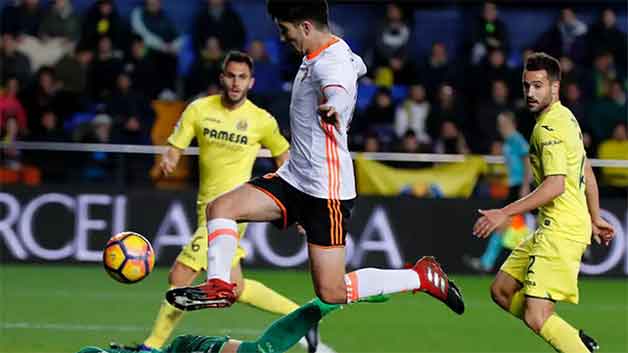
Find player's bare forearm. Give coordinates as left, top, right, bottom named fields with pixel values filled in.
left=274, top=150, right=290, bottom=168
left=584, top=160, right=601, bottom=220
left=161, top=145, right=183, bottom=175
left=473, top=174, right=564, bottom=238
left=502, top=174, right=565, bottom=216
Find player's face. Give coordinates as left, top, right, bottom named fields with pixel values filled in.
left=275, top=20, right=305, bottom=54
left=220, top=62, right=255, bottom=105
left=522, top=70, right=557, bottom=113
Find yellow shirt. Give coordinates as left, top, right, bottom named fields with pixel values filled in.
left=168, top=95, right=289, bottom=204
left=529, top=101, right=591, bottom=244
left=598, top=140, right=628, bottom=187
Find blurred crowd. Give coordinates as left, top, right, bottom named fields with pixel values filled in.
left=0, top=0, right=626, bottom=191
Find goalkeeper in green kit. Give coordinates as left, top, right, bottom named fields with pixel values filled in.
left=78, top=299, right=339, bottom=353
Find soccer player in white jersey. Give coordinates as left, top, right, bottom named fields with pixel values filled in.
left=166, top=0, right=464, bottom=316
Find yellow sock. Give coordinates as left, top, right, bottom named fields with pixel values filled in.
left=143, top=299, right=184, bottom=349
left=238, top=279, right=300, bottom=315
left=508, top=290, right=525, bottom=319
left=539, top=314, right=589, bottom=353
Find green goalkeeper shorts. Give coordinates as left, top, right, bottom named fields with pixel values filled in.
left=166, top=335, right=230, bottom=353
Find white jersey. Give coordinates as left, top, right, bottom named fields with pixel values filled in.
left=277, top=37, right=367, bottom=200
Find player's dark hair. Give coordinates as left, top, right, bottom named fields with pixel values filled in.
left=525, top=52, right=561, bottom=82
left=222, top=51, right=254, bottom=74
left=266, top=0, right=329, bottom=28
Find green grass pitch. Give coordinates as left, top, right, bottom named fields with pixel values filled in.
left=1, top=265, right=626, bottom=353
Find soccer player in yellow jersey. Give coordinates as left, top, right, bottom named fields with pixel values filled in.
left=473, top=53, right=616, bottom=353
left=128, top=52, right=326, bottom=353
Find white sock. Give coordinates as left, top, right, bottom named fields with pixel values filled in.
left=344, top=268, right=420, bottom=303
left=206, top=218, right=238, bottom=282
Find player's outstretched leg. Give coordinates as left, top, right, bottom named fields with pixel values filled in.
left=166, top=184, right=283, bottom=311
left=341, top=256, right=464, bottom=315
left=237, top=298, right=340, bottom=353
left=410, top=256, right=465, bottom=314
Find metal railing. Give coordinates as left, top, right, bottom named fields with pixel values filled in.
left=4, top=141, right=628, bottom=168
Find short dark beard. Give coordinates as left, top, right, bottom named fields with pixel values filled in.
left=221, top=92, right=246, bottom=109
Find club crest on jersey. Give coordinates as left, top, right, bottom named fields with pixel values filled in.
left=236, top=119, right=248, bottom=131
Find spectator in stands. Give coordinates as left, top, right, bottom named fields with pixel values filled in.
left=473, top=48, right=516, bottom=101
left=421, top=42, right=456, bottom=98
left=363, top=87, right=396, bottom=134
left=475, top=80, right=514, bottom=153
left=122, top=34, right=161, bottom=100
left=0, top=78, right=33, bottom=183
left=53, top=43, right=93, bottom=120
left=193, top=0, right=246, bottom=54
left=469, top=2, right=510, bottom=65
left=55, top=43, right=93, bottom=95
left=1, top=0, right=43, bottom=37
left=562, top=81, right=587, bottom=125
left=20, top=66, right=60, bottom=134
left=185, top=37, right=224, bottom=99
left=396, top=129, right=421, bottom=153
left=0, top=77, right=28, bottom=136
left=106, top=72, right=155, bottom=145
left=0, top=115, right=23, bottom=172
left=28, top=109, right=65, bottom=141
left=131, top=0, right=181, bottom=95
left=597, top=122, right=628, bottom=190
left=374, top=52, right=418, bottom=87
left=1, top=33, right=31, bottom=87
left=395, top=53, right=421, bottom=87
left=394, top=83, right=431, bottom=144
left=78, top=113, right=115, bottom=182
left=426, top=83, right=465, bottom=142
left=535, top=8, right=587, bottom=61
left=558, top=55, right=585, bottom=88
left=561, top=81, right=595, bottom=155
left=363, top=131, right=382, bottom=153
left=433, top=121, right=469, bottom=155
left=90, top=35, right=123, bottom=100
left=586, top=51, right=620, bottom=99
left=586, top=8, right=627, bottom=70
left=40, top=0, right=80, bottom=43
left=372, top=3, right=411, bottom=67
left=589, top=79, right=627, bottom=144
left=24, top=108, right=67, bottom=183
left=81, top=0, right=129, bottom=51
left=4, top=0, right=75, bottom=71
left=247, top=39, right=281, bottom=98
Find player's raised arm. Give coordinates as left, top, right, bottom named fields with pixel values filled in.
left=584, top=159, right=615, bottom=245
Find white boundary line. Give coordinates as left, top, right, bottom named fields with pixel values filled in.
left=3, top=141, right=628, bottom=168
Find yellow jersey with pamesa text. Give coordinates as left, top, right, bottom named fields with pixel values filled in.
left=529, top=101, right=592, bottom=244
left=168, top=95, right=289, bottom=204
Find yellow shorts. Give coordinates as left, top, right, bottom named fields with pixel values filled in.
left=176, top=203, right=248, bottom=272
left=500, top=230, right=587, bottom=304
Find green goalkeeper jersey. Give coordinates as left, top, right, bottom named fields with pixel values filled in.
left=77, top=335, right=229, bottom=353
left=166, top=335, right=229, bottom=353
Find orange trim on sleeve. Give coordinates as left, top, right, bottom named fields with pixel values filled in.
left=251, top=184, right=288, bottom=229
left=307, top=36, right=340, bottom=60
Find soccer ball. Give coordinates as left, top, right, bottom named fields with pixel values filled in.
left=103, top=232, right=155, bottom=284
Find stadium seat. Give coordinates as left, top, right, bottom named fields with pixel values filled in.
left=357, top=83, right=377, bottom=111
